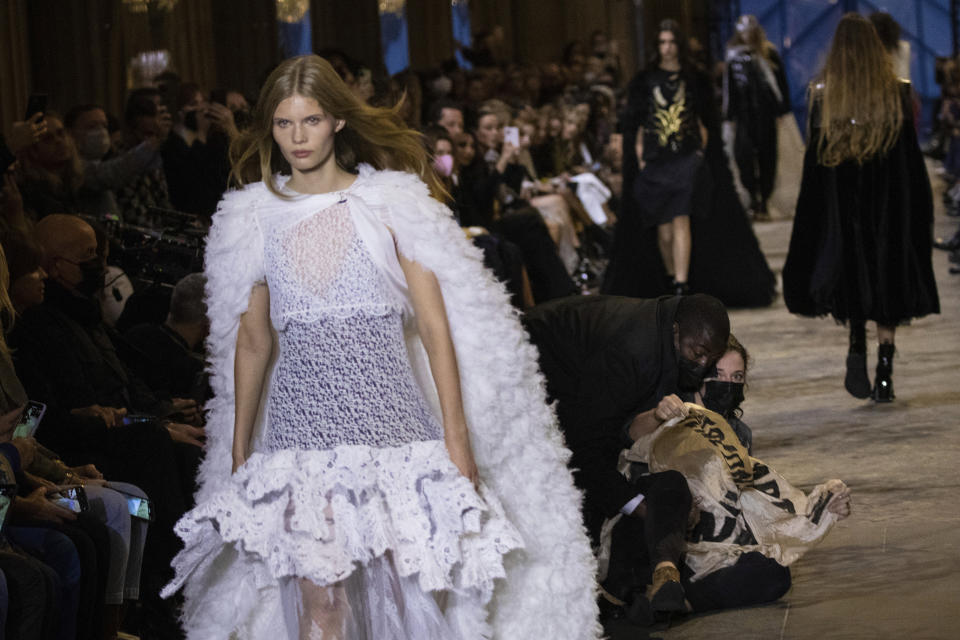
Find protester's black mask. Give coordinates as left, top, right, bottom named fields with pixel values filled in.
left=702, top=380, right=745, bottom=418
left=677, top=357, right=708, bottom=391
left=75, top=259, right=106, bottom=297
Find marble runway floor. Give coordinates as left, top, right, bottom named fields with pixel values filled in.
left=612, top=165, right=959, bottom=640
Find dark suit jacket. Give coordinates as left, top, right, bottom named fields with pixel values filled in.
left=523, top=295, right=680, bottom=536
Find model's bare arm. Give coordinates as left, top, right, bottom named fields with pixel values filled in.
left=232, top=284, right=273, bottom=472
left=397, top=251, right=479, bottom=486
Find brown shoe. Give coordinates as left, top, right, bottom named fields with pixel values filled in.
left=648, top=565, right=686, bottom=614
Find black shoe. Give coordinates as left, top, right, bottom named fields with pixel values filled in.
left=673, top=280, right=690, bottom=296
left=844, top=351, right=871, bottom=398
left=873, top=343, right=895, bottom=402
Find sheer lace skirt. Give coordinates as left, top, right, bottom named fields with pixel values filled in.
left=280, top=553, right=473, bottom=640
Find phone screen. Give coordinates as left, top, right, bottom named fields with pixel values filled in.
left=13, top=401, right=46, bottom=439
left=503, top=126, right=520, bottom=148
left=50, top=486, right=88, bottom=513
left=126, top=496, right=152, bottom=521
left=0, top=485, right=16, bottom=531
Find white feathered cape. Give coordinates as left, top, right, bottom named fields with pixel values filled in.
left=162, top=165, right=601, bottom=639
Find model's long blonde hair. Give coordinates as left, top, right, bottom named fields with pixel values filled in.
left=813, top=13, right=903, bottom=166
left=230, top=55, right=444, bottom=199
left=729, top=15, right=777, bottom=64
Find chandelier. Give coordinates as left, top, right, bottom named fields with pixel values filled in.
left=276, top=0, right=309, bottom=23
left=379, top=0, right=405, bottom=15
left=122, top=0, right=178, bottom=13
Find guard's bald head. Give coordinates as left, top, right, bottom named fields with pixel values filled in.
left=33, top=215, right=97, bottom=269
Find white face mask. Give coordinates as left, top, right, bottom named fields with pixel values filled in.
left=78, top=127, right=111, bottom=161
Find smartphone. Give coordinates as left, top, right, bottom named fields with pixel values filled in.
left=109, top=486, right=153, bottom=521
left=24, top=93, right=48, bottom=121
left=12, top=401, right=46, bottom=439
left=49, top=485, right=88, bottom=513
left=0, top=485, right=16, bottom=532
left=503, top=126, right=520, bottom=148
left=209, top=88, right=227, bottom=106
left=122, top=414, right=155, bottom=426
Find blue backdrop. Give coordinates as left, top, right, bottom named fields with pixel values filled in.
left=729, top=0, right=954, bottom=137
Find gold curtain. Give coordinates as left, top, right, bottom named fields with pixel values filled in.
left=0, top=0, right=31, bottom=138
left=406, top=0, right=453, bottom=71
left=167, top=0, right=216, bottom=90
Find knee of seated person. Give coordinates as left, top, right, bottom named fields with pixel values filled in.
left=741, top=552, right=791, bottom=600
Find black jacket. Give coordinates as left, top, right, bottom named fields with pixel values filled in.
left=523, top=295, right=681, bottom=533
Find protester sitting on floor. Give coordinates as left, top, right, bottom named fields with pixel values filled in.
left=694, top=333, right=753, bottom=453
left=523, top=293, right=730, bottom=622
left=616, top=334, right=853, bottom=616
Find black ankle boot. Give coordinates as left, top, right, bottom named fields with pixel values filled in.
left=844, top=323, right=871, bottom=398
left=672, top=280, right=690, bottom=296
left=873, top=343, right=895, bottom=402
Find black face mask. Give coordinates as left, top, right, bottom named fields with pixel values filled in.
left=701, top=381, right=745, bottom=418
left=75, top=258, right=106, bottom=297
left=677, top=357, right=708, bottom=391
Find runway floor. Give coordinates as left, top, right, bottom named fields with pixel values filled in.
left=610, top=164, right=960, bottom=640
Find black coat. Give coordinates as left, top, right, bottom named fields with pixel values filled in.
left=523, top=295, right=681, bottom=536
left=783, top=82, right=939, bottom=325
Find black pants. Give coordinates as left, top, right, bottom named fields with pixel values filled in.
left=603, top=470, right=692, bottom=602
left=497, top=207, right=577, bottom=303
left=734, top=116, right=778, bottom=206
left=682, top=551, right=791, bottom=612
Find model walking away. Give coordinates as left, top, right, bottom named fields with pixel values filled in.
left=783, top=13, right=939, bottom=402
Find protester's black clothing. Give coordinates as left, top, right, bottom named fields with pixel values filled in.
left=602, top=471, right=692, bottom=601
left=523, top=295, right=682, bottom=537
left=681, top=551, right=791, bottom=612
left=604, top=67, right=776, bottom=308
left=784, top=82, right=939, bottom=325
left=124, top=323, right=207, bottom=402
left=161, top=132, right=230, bottom=218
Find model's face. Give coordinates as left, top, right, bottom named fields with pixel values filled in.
left=658, top=31, right=678, bottom=63
left=10, top=266, right=47, bottom=311
left=438, top=108, right=464, bottom=138
left=475, top=114, right=502, bottom=150
left=272, top=94, right=343, bottom=175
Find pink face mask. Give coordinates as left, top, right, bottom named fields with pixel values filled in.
left=433, top=153, right=454, bottom=177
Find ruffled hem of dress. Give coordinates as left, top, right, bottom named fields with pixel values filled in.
left=163, top=440, right=523, bottom=599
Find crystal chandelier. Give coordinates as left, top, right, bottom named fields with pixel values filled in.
left=122, top=0, right=178, bottom=12
left=276, top=0, right=309, bottom=23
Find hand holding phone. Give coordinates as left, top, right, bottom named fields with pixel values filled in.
left=24, top=94, right=47, bottom=121
left=13, top=401, right=46, bottom=439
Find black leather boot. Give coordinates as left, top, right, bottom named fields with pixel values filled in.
left=844, top=323, right=871, bottom=399
left=873, top=343, right=895, bottom=402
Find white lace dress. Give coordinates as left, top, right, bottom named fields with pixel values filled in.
left=214, top=193, right=522, bottom=639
